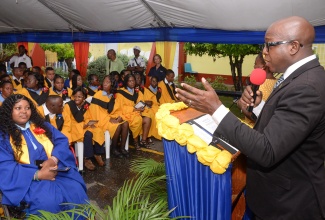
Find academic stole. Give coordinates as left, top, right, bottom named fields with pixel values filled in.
left=28, top=90, right=49, bottom=106
left=116, top=88, right=139, bottom=104
left=53, top=88, right=69, bottom=101
left=45, top=78, right=52, bottom=88
left=148, top=87, right=161, bottom=103
left=91, top=96, right=115, bottom=114
left=164, top=82, right=176, bottom=100
left=87, top=87, right=96, bottom=96
left=10, top=123, right=53, bottom=164
left=66, top=100, right=90, bottom=123
left=14, top=78, right=24, bottom=87
left=45, top=114, right=64, bottom=131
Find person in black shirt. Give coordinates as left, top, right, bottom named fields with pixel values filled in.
left=148, top=54, right=167, bottom=82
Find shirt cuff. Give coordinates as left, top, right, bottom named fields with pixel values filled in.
left=211, top=104, right=229, bottom=126
left=252, top=100, right=265, bottom=118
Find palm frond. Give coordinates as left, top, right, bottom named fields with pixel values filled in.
left=130, top=158, right=165, bottom=176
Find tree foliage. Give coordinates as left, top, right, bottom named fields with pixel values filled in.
left=0, top=43, right=17, bottom=63
left=40, top=43, right=74, bottom=60
left=184, top=43, right=261, bottom=91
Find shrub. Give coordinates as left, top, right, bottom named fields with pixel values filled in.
left=87, top=54, right=147, bottom=83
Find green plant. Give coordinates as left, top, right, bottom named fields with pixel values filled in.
left=27, top=158, right=186, bottom=220
left=209, top=76, right=228, bottom=90
left=0, top=43, right=17, bottom=63
left=184, top=43, right=261, bottom=91
left=87, top=54, right=147, bottom=83
left=54, top=67, right=69, bottom=79
left=87, top=55, right=107, bottom=82
left=183, top=75, right=196, bottom=87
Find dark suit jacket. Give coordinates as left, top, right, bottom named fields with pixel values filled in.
left=215, top=59, right=325, bottom=219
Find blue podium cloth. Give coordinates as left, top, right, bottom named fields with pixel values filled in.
left=163, top=139, right=232, bottom=220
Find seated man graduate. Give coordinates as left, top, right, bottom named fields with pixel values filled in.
left=0, top=94, right=88, bottom=217
left=157, top=69, right=178, bottom=104
left=37, top=95, right=71, bottom=143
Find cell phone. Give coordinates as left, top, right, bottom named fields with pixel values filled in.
left=35, top=160, right=45, bottom=169
left=55, top=167, right=71, bottom=172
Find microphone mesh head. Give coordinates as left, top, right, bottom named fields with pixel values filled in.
left=250, top=69, right=267, bottom=85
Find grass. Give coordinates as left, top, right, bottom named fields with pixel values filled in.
left=219, top=96, right=244, bottom=120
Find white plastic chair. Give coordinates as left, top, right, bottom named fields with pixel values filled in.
left=74, top=142, right=84, bottom=171
left=75, top=131, right=130, bottom=170
left=104, top=131, right=129, bottom=159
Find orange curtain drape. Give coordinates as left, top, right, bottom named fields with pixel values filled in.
left=144, top=42, right=156, bottom=87
left=73, top=42, right=89, bottom=77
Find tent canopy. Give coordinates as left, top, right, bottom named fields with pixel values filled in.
left=1, top=0, right=325, bottom=43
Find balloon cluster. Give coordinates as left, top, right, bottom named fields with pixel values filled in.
left=156, top=102, right=232, bottom=174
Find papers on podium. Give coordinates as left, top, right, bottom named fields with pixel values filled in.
left=186, top=114, right=239, bottom=155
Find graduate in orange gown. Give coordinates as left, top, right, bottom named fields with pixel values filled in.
left=49, top=74, right=72, bottom=103
left=88, top=75, right=129, bottom=158
left=0, top=80, right=14, bottom=106
left=37, top=95, right=71, bottom=143
left=10, top=67, right=24, bottom=91
left=86, top=74, right=100, bottom=96
left=62, top=87, right=105, bottom=171
left=157, top=69, right=178, bottom=104
left=135, top=73, right=161, bottom=141
left=17, top=72, right=49, bottom=107
left=115, top=74, right=152, bottom=149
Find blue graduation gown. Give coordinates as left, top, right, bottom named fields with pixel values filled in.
left=0, top=123, right=89, bottom=216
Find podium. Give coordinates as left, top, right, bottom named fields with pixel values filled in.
left=164, top=108, right=246, bottom=220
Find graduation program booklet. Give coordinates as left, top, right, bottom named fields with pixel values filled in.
left=134, top=101, right=146, bottom=109
left=186, top=114, right=239, bottom=155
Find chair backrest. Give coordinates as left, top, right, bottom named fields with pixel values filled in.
left=184, top=63, right=193, bottom=72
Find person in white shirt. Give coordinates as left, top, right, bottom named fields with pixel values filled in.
left=127, top=46, right=146, bottom=84
left=175, top=16, right=325, bottom=219
left=8, top=45, right=32, bottom=69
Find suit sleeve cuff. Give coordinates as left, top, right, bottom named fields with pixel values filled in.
left=211, top=104, right=229, bottom=126
left=252, top=100, right=265, bottom=117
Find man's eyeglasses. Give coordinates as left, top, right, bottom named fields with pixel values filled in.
left=263, top=40, right=303, bottom=52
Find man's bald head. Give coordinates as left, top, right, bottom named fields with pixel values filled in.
left=264, top=16, right=315, bottom=73
left=267, top=16, right=314, bottom=54
left=269, top=16, right=314, bottom=47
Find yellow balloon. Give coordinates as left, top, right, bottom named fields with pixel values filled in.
left=187, top=143, right=197, bottom=154
left=187, top=135, right=208, bottom=151
left=210, top=159, right=226, bottom=174
left=215, top=150, right=232, bottom=168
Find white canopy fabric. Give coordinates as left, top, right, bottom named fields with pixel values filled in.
left=0, top=0, right=324, bottom=43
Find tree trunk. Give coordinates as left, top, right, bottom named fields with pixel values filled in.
left=229, top=56, right=238, bottom=91
left=65, top=58, right=73, bottom=72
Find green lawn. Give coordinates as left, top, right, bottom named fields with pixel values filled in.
left=219, top=96, right=244, bottom=119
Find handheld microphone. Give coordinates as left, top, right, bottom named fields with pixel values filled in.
left=247, top=69, right=266, bottom=112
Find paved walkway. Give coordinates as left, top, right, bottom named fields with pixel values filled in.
left=83, top=138, right=164, bottom=208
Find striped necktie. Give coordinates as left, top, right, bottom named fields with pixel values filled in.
left=273, top=75, right=285, bottom=89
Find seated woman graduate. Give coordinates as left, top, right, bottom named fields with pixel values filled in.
left=88, top=75, right=129, bottom=158
left=145, top=76, right=162, bottom=140
left=49, top=74, right=72, bottom=103
left=86, top=74, right=100, bottom=96
left=0, top=94, right=88, bottom=216
left=134, top=73, right=160, bottom=142
left=62, top=87, right=105, bottom=171
left=0, top=80, right=14, bottom=106
left=64, top=69, right=80, bottom=89
left=71, top=74, right=86, bottom=91
left=17, top=71, right=49, bottom=107
left=115, top=74, right=152, bottom=150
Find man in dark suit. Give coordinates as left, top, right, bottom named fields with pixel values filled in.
left=175, top=16, right=325, bottom=219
